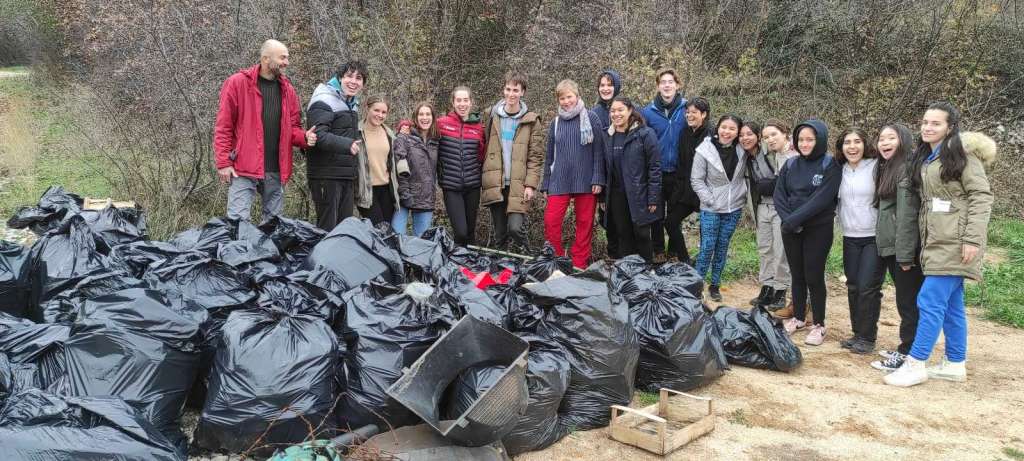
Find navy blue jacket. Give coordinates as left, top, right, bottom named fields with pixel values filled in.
left=773, top=119, right=841, bottom=232
left=603, top=124, right=662, bottom=226
left=641, top=94, right=687, bottom=173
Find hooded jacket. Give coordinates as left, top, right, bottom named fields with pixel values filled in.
left=641, top=93, right=687, bottom=173
left=213, top=64, right=306, bottom=183
left=773, top=119, right=842, bottom=232
left=394, top=132, right=438, bottom=211
left=603, top=123, right=662, bottom=226
left=591, top=70, right=622, bottom=130
left=481, top=103, right=543, bottom=214
left=436, top=112, right=486, bottom=191
left=691, top=136, right=748, bottom=213
left=917, top=131, right=995, bottom=280
left=305, top=80, right=360, bottom=180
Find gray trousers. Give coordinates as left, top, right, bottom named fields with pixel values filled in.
left=226, top=172, right=284, bottom=222
left=756, top=202, right=790, bottom=289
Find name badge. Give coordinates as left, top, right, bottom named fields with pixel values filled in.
left=932, top=197, right=952, bottom=213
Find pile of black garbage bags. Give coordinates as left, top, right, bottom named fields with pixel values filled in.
left=0, top=186, right=802, bottom=460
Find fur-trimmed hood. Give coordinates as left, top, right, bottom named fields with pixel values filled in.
left=961, top=131, right=997, bottom=167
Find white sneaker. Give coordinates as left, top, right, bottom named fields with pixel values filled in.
left=883, top=356, right=929, bottom=387
left=878, top=349, right=899, bottom=360
left=927, top=359, right=967, bottom=382
left=783, top=318, right=806, bottom=335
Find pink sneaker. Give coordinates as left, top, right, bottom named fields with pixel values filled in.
left=783, top=318, right=806, bottom=334
left=805, top=324, right=826, bottom=346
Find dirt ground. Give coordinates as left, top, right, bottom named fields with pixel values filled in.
left=517, top=279, right=1024, bottom=461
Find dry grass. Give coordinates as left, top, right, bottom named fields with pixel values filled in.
left=0, top=71, right=38, bottom=177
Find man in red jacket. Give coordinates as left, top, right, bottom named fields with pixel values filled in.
left=214, top=39, right=316, bottom=221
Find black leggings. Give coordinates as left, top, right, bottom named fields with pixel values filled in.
left=443, top=188, right=480, bottom=246
left=782, top=221, right=834, bottom=326
left=357, top=184, right=395, bottom=227
left=309, top=179, right=355, bottom=231
left=608, top=186, right=653, bottom=262
left=843, top=236, right=885, bottom=342
left=882, top=255, right=924, bottom=355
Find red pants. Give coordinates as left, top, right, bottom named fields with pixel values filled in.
left=544, top=193, right=597, bottom=269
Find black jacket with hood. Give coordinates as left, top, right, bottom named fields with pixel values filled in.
left=773, top=119, right=841, bottom=233
left=670, top=122, right=708, bottom=208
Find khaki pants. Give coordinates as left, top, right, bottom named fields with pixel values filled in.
left=756, top=202, right=790, bottom=289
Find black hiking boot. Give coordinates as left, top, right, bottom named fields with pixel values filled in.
left=709, top=285, right=723, bottom=302
left=750, top=286, right=774, bottom=306
left=766, top=289, right=787, bottom=311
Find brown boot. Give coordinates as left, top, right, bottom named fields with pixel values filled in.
left=772, top=301, right=794, bottom=319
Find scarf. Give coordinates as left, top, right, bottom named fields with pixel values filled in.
left=557, top=99, right=593, bottom=145
left=653, top=93, right=681, bottom=117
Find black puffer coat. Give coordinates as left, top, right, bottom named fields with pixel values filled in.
left=306, top=83, right=360, bottom=180
left=436, top=112, right=485, bottom=191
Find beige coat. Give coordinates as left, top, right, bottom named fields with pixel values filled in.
left=917, top=131, right=995, bottom=281
left=480, top=110, right=544, bottom=214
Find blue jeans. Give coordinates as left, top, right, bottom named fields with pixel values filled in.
left=695, top=209, right=742, bottom=286
left=391, top=205, right=433, bottom=237
left=909, top=275, right=967, bottom=362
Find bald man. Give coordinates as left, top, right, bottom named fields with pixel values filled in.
left=213, top=39, right=316, bottom=221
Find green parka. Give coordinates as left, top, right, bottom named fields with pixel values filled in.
left=917, top=131, right=995, bottom=281
left=876, top=168, right=921, bottom=264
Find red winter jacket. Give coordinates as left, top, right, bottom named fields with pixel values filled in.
left=213, top=64, right=306, bottom=183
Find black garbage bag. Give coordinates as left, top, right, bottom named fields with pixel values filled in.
left=6, top=185, right=83, bottom=235
left=748, top=306, right=802, bottom=372
left=501, top=332, right=572, bottom=456
left=64, top=288, right=207, bottom=446
left=612, top=259, right=727, bottom=392
left=0, top=240, right=29, bottom=318
left=337, top=280, right=453, bottom=430
left=258, top=215, right=327, bottom=264
left=0, top=388, right=184, bottom=461
left=143, top=253, right=255, bottom=409
left=654, top=261, right=704, bottom=299
left=386, top=232, right=449, bottom=282
left=110, top=241, right=198, bottom=278
left=522, top=269, right=639, bottom=431
left=441, top=364, right=507, bottom=421
left=302, top=218, right=404, bottom=289
left=215, top=220, right=280, bottom=267
left=169, top=217, right=234, bottom=255
left=143, top=253, right=256, bottom=313
left=26, top=215, right=111, bottom=319
left=514, top=243, right=574, bottom=285
left=0, top=312, right=71, bottom=393
left=79, top=205, right=147, bottom=247
left=435, top=262, right=509, bottom=328
left=712, top=306, right=802, bottom=372
left=194, top=306, right=338, bottom=453
left=253, top=270, right=335, bottom=321
left=37, top=269, right=146, bottom=323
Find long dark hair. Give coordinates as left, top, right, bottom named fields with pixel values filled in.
left=910, top=101, right=967, bottom=186
left=611, top=95, right=646, bottom=128
left=833, top=128, right=876, bottom=164
left=875, top=123, right=914, bottom=201
left=714, top=114, right=743, bottom=145
left=741, top=120, right=762, bottom=154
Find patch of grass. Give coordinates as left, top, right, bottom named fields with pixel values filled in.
left=0, top=72, right=112, bottom=219
left=966, top=218, right=1024, bottom=329
left=636, top=391, right=659, bottom=406
left=1003, top=446, right=1024, bottom=461
left=727, top=408, right=751, bottom=427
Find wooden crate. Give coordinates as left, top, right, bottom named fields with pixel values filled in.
left=82, top=198, right=136, bottom=210
left=609, top=388, right=715, bottom=455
